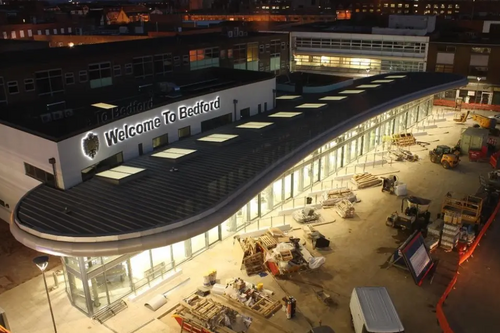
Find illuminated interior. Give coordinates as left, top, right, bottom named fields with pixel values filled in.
left=294, top=54, right=424, bottom=74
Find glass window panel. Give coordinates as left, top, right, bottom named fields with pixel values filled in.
left=191, top=233, right=206, bottom=254
left=68, top=272, right=87, bottom=313
left=89, top=272, right=108, bottom=312
left=260, top=184, right=273, bottom=216
left=130, top=251, right=152, bottom=283
left=284, top=174, right=292, bottom=200
left=208, top=226, right=219, bottom=245
left=273, top=179, right=283, bottom=206
left=293, top=170, right=301, bottom=197
left=105, top=261, right=132, bottom=304
left=303, top=164, right=311, bottom=188
left=221, top=217, right=237, bottom=239
left=172, top=241, right=187, bottom=265
left=235, top=206, right=247, bottom=227
left=313, top=160, right=320, bottom=182
left=64, top=257, right=80, bottom=271
left=249, top=196, right=259, bottom=220
left=152, top=245, right=172, bottom=268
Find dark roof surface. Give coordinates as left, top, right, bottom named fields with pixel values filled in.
left=0, top=31, right=281, bottom=68
left=15, top=72, right=467, bottom=240
left=0, top=67, right=274, bottom=141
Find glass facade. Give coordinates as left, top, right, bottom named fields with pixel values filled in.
left=62, top=95, right=434, bottom=316
left=294, top=54, right=425, bottom=75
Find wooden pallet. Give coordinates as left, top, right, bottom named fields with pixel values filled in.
left=351, top=173, right=382, bottom=189
left=243, top=252, right=265, bottom=275
left=250, top=296, right=282, bottom=318
left=223, top=294, right=281, bottom=318
left=259, top=235, right=278, bottom=250
left=335, top=199, right=355, bottom=218
left=278, top=249, right=293, bottom=261
left=392, top=133, right=416, bottom=147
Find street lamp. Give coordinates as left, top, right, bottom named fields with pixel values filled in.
left=33, top=256, right=57, bottom=333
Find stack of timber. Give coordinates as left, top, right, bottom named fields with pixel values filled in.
left=321, top=189, right=356, bottom=207
left=392, top=133, right=416, bottom=147
left=351, top=173, right=382, bottom=189
left=174, top=294, right=251, bottom=333
left=241, top=238, right=266, bottom=276
left=335, top=199, right=355, bottom=218
left=224, top=278, right=282, bottom=318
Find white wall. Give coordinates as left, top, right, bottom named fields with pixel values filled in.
left=0, top=124, right=60, bottom=223
left=57, top=78, right=275, bottom=189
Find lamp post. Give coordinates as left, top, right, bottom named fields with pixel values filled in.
left=33, top=256, right=57, bottom=333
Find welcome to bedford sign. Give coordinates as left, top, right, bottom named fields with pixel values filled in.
left=103, top=96, right=221, bottom=147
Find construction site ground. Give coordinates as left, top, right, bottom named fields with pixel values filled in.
left=443, top=202, right=500, bottom=332
left=0, top=107, right=496, bottom=333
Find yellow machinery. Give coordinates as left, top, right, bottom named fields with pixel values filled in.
left=453, top=110, right=469, bottom=123
left=472, top=114, right=496, bottom=129
left=429, top=145, right=460, bottom=169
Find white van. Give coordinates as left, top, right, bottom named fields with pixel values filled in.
left=349, top=287, right=404, bottom=333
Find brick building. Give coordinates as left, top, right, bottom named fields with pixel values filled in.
left=0, top=31, right=289, bottom=126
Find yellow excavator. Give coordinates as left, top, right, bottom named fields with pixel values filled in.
left=472, top=114, right=497, bottom=129
left=429, top=145, right=460, bottom=169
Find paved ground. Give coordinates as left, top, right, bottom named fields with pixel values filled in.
left=444, top=212, right=500, bottom=333
left=0, top=222, right=59, bottom=294
left=0, top=107, right=495, bottom=333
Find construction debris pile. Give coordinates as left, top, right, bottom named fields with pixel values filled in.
left=335, top=199, right=355, bottom=218
left=321, top=189, right=357, bottom=207
left=293, top=207, right=320, bottom=223
left=389, top=148, right=419, bottom=162
left=218, top=278, right=282, bottom=318
left=238, top=228, right=325, bottom=277
left=174, top=294, right=253, bottom=333
left=428, top=194, right=483, bottom=253
left=351, top=173, right=383, bottom=189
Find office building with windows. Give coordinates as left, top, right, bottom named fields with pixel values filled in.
left=426, top=20, right=500, bottom=105
left=5, top=69, right=466, bottom=316
left=290, top=15, right=433, bottom=77
left=0, top=31, right=289, bottom=110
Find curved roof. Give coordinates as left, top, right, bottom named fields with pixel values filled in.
left=11, top=72, right=467, bottom=257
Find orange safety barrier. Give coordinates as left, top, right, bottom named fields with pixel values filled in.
left=436, top=200, right=500, bottom=332
left=433, top=99, right=500, bottom=112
